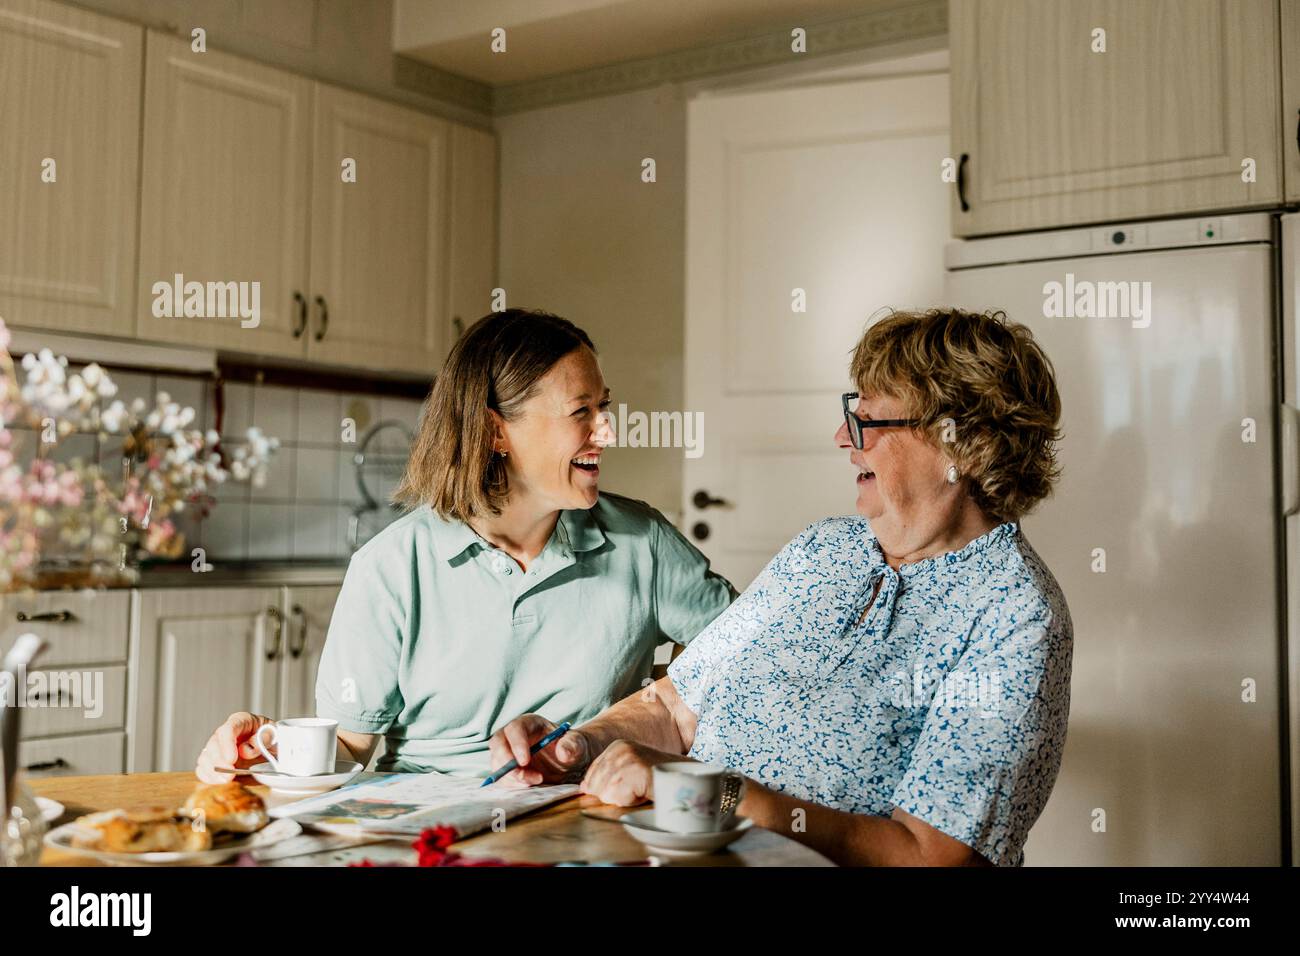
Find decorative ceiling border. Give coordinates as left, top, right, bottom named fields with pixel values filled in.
left=393, top=0, right=947, bottom=118
left=393, top=54, right=494, bottom=115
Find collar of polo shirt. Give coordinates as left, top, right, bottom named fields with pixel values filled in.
left=428, top=506, right=607, bottom=563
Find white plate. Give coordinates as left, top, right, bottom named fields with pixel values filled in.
left=620, top=809, right=753, bottom=857
left=45, top=816, right=302, bottom=866
left=247, top=760, right=363, bottom=794
left=35, top=796, right=64, bottom=824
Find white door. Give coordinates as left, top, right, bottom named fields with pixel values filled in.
left=1282, top=213, right=1300, bottom=866
left=945, top=219, right=1281, bottom=864
left=684, top=71, right=950, bottom=588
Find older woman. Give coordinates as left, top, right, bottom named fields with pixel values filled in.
left=490, top=308, right=1072, bottom=867
left=195, top=309, right=735, bottom=781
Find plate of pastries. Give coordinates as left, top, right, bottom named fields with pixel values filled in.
left=45, top=781, right=301, bottom=865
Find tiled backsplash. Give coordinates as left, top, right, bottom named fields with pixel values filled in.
left=9, top=366, right=425, bottom=564
left=207, top=380, right=424, bottom=562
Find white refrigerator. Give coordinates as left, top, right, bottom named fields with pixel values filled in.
left=944, top=211, right=1293, bottom=866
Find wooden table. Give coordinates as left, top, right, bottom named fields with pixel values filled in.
left=31, top=772, right=833, bottom=867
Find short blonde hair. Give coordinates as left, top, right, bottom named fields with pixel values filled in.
left=394, top=309, right=596, bottom=522
left=850, top=308, right=1062, bottom=523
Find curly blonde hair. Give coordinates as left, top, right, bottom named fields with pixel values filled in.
left=850, top=308, right=1063, bottom=523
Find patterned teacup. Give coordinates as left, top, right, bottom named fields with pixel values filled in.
left=652, top=762, right=742, bottom=833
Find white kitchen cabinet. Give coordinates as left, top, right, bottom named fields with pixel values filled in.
left=2, top=588, right=133, bottom=778
left=306, top=86, right=451, bottom=374
left=279, top=585, right=339, bottom=720
left=447, top=123, right=499, bottom=341
left=1283, top=0, right=1300, bottom=202
left=135, top=31, right=313, bottom=357
left=949, top=0, right=1282, bottom=235
left=0, top=0, right=142, bottom=337
left=130, top=586, right=283, bottom=772
left=128, top=584, right=343, bottom=773
left=20, top=732, right=126, bottom=778
left=134, top=30, right=493, bottom=376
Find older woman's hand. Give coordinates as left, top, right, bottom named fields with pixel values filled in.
left=579, top=739, right=686, bottom=806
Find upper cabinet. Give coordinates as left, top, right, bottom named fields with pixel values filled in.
left=0, top=0, right=141, bottom=337
left=949, top=0, right=1282, bottom=236
left=1283, top=0, right=1300, bottom=202
left=136, top=32, right=312, bottom=358
left=306, top=86, right=450, bottom=372
left=136, top=30, right=493, bottom=376
left=3, top=15, right=497, bottom=377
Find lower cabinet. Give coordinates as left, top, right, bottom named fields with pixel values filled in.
left=4, top=589, right=132, bottom=779
left=20, top=733, right=127, bottom=777
left=129, top=584, right=340, bottom=773
left=279, top=586, right=337, bottom=722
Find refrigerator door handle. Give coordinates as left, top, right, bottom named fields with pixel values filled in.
left=1283, top=403, right=1300, bottom=516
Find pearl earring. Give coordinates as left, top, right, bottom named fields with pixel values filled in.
left=946, top=464, right=959, bottom=484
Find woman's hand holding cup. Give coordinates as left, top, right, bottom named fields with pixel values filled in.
left=195, top=711, right=276, bottom=783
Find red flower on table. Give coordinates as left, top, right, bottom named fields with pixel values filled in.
left=347, top=825, right=550, bottom=868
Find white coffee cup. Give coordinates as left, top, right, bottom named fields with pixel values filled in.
left=652, top=762, right=744, bottom=833
left=254, top=717, right=338, bottom=776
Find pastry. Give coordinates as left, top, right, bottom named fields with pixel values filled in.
left=182, top=781, right=269, bottom=834
left=70, top=809, right=212, bottom=854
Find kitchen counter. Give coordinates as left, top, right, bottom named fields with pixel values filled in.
left=136, top=560, right=348, bottom=588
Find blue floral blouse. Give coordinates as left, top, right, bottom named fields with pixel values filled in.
left=668, top=517, right=1073, bottom=866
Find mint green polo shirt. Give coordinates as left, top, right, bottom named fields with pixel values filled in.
left=314, top=492, right=736, bottom=776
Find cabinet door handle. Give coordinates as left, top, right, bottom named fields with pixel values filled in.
left=956, top=152, right=970, bottom=212
left=15, top=610, right=74, bottom=623
left=289, top=603, right=306, bottom=659
left=1294, top=109, right=1299, bottom=158
left=24, top=757, right=69, bottom=772
left=314, top=295, right=329, bottom=342
left=265, top=607, right=283, bottom=660
left=292, top=290, right=307, bottom=338
left=453, top=316, right=464, bottom=338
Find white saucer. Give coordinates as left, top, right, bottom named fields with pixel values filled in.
left=247, top=760, right=363, bottom=794
left=619, top=809, right=753, bottom=857
left=45, top=817, right=302, bottom=867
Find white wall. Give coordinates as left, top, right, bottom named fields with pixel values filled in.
left=495, top=83, right=688, bottom=519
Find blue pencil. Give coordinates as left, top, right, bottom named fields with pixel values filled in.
left=480, top=721, right=572, bottom=787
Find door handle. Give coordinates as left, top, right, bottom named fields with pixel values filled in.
left=265, top=607, right=283, bottom=661
left=289, top=604, right=306, bottom=659
left=292, top=290, right=307, bottom=338
left=1283, top=403, right=1299, bottom=516
left=15, top=610, right=74, bottom=623
left=956, top=152, right=970, bottom=212
left=24, top=757, right=69, bottom=772
left=692, top=490, right=730, bottom=510
left=314, top=295, right=329, bottom=342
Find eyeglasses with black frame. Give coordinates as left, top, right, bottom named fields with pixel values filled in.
left=841, top=392, right=920, bottom=450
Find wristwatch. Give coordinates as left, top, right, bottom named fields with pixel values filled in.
left=719, top=769, right=746, bottom=818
